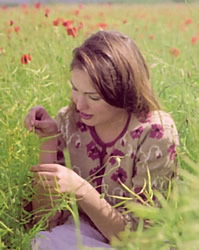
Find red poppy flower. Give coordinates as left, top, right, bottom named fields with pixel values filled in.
left=73, top=9, right=79, bottom=16
left=191, top=35, right=199, bottom=45
left=14, top=26, right=20, bottom=33
left=0, top=48, right=5, bottom=54
left=45, top=8, right=50, bottom=17
left=1, top=5, right=7, bottom=10
left=123, top=19, right=127, bottom=24
left=10, top=20, right=14, bottom=26
left=7, top=28, right=12, bottom=35
left=185, top=18, right=193, bottom=25
left=35, top=2, right=41, bottom=9
left=78, top=22, right=84, bottom=30
left=149, top=34, right=155, bottom=40
left=66, top=27, right=78, bottom=38
left=97, top=23, right=108, bottom=30
left=62, top=20, right=74, bottom=28
left=21, top=54, right=32, bottom=64
left=99, top=11, right=104, bottom=17
left=53, top=18, right=63, bottom=26
left=169, top=47, right=180, bottom=58
left=53, top=19, right=59, bottom=26
left=21, top=4, right=27, bottom=9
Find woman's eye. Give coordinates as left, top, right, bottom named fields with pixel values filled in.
left=72, top=86, right=78, bottom=91
left=89, top=95, right=101, bottom=101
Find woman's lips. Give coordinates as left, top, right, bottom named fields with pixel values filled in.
left=79, top=112, right=93, bottom=120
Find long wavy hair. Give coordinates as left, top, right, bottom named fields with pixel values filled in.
left=69, top=30, right=160, bottom=115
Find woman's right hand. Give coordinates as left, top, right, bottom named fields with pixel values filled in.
left=24, top=106, right=58, bottom=138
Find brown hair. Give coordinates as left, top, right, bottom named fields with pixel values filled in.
left=70, top=30, right=160, bottom=115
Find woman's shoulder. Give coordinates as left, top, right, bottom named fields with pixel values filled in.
left=132, top=110, right=177, bottom=129
left=128, top=110, right=179, bottom=145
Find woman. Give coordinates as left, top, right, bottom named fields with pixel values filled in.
left=25, top=30, right=179, bottom=249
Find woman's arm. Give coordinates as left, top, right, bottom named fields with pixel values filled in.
left=32, top=135, right=60, bottom=227
left=31, top=163, right=126, bottom=239
left=76, top=181, right=126, bottom=241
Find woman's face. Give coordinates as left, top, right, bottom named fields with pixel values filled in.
left=71, top=68, right=127, bottom=130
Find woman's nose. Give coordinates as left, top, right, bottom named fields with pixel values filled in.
left=75, top=94, right=89, bottom=111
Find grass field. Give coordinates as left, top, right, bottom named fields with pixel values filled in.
left=0, top=2, right=199, bottom=249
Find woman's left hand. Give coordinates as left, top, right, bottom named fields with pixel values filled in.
left=31, top=164, right=84, bottom=194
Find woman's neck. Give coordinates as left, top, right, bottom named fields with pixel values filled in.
left=94, top=111, right=129, bottom=143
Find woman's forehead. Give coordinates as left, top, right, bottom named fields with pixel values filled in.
left=71, top=69, right=98, bottom=93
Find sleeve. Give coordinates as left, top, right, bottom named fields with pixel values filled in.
left=120, top=113, right=179, bottom=230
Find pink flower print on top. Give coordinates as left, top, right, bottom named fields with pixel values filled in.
left=168, top=143, right=176, bottom=160
left=75, top=138, right=81, bottom=148
left=150, top=124, right=164, bottom=140
left=130, top=126, right=144, bottom=139
left=77, top=121, right=87, bottom=132
left=137, top=112, right=152, bottom=123
left=86, top=141, right=100, bottom=160
left=57, top=150, right=64, bottom=161
left=109, top=149, right=125, bottom=165
left=111, top=167, right=127, bottom=183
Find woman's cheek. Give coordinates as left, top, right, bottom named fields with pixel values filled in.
left=71, top=91, right=77, bottom=103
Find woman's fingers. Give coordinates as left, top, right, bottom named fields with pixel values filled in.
left=31, top=164, right=60, bottom=173
left=34, top=176, right=61, bottom=193
left=24, top=106, right=49, bottom=131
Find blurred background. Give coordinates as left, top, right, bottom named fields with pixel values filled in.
left=1, top=0, right=199, bottom=6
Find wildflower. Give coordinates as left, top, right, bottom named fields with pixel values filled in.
left=10, top=20, right=14, bottom=26
left=14, top=26, right=20, bottom=33
left=1, top=5, right=7, bottom=10
left=74, top=9, right=79, bottom=16
left=184, top=18, right=193, bottom=25
left=99, top=11, right=104, bottom=17
left=44, top=8, right=50, bottom=17
left=21, top=54, right=32, bottom=64
left=97, top=23, right=108, bottom=30
left=62, top=20, right=74, bottom=28
left=149, top=34, right=155, bottom=40
left=35, top=2, right=41, bottom=9
left=66, top=27, right=78, bottom=38
left=21, top=4, right=27, bottom=9
left=78, top=22, right=84, bottom=30
left=0, top=48, right=5, bottom=54
left=7, top=28, right=12, bottom=35
left=53, top=18, right=60, bottom=26
left=123, top=19, right=127, bottom=24
left=191, top=35, right=199, bottom=45
left=169, top=47, right=180, bottom=58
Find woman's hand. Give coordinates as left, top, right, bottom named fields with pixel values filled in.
left=31, top=164, right=85, bottom=195
left=24, top=106, right=58, bottom=138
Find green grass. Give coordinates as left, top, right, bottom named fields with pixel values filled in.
left=0, top=2, right=199, bottom=249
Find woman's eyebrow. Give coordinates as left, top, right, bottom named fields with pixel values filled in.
left=70, top=80, right=98, bottom=95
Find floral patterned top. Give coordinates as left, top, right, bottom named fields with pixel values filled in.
left=55, top=107, right=179, bottom=229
